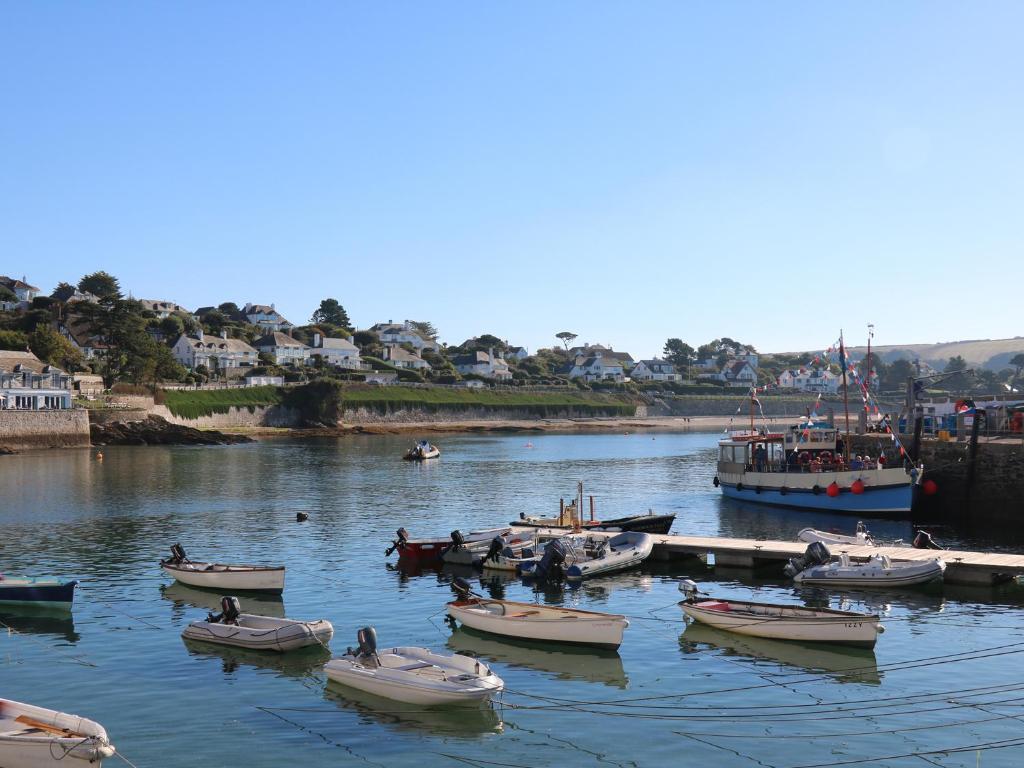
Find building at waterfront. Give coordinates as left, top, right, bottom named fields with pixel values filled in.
left=0, top=351, right=74, bottom=410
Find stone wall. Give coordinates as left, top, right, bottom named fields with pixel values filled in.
left=0, top=409, right=91, bottom=450
left=914, top=439, right=1024, bottom=526
left=337, top=405, right=635, bottom=424
left=151, top=404, right=301, bottom=429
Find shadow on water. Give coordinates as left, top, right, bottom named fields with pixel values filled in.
left=160, top=582, right=286, bottom=619
left=181, top=637, right=331, bottom=680
left=679, top=622, right=882, bottom=685
left=0, top=608, right=79, bottom=642
left=447, top=626, right=627, bottom=688
left=322, top=680, right=503, bottom=738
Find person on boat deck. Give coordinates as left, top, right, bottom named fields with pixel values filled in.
left=754, top=445, right=768, bottom=472
left=810, top=455, right=823, bottom=472
left=850, top=455, right=864, bottom=470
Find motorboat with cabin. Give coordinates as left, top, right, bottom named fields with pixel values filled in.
left=160, top=544, right=286, bottom=593
left=714, top=421, right=916, bottom=516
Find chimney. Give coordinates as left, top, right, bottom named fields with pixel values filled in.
left=220, top=330, right=228, bottom=339
left=271, top=303, right=275, bottom=310
left=313, top=332, right=322, bottom=348
left=196, top=329, right=204, bottom=341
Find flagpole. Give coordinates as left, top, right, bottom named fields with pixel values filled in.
left=840, top=330, right=851, bottom=463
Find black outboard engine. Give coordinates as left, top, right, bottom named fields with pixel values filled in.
left=451, top=577, right=474, bottom=600
left=484, top=536, right=506, bottom=563
left=784, top=541, right=832, bottom=578
left=356, top=626, right=377, bottom=659
left=449, top=530, right=466, bottom=551
left=912, top=530, right=942, bottom=550
left=207, top=595, right=241, bottom=625
left=533, top=539, right=570, bottom=582
left=166, top=544, right=188, bottom=565
left=385, top=528, right=410, bottom=556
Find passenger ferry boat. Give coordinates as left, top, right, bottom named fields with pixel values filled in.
left=714, top=422, right=916, bottom=516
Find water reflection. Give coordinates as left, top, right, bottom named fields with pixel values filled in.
left=181, top=638, right=330, bottom=680
left=161, top=582, right=286, bottom=619
left=680, top=623, right=881, bottom=685
left=323, top=681, right=503, bottom=737
left=0, top=608, right=79, bottom=642
left=447, top=626, right=628, bottom=688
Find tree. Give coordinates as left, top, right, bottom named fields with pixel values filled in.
left=0, top=329, right=29, bottom=350
left=408, top=320, right=437, bottom=340
left=0, top=285, right=17, bottom=303
left=201, top=309, right=228, bottom=335
left=29, top=326, right=84, bottom=371
left=159, top=315, right=185, bottom=339
left=352, top=330, right=379, bottom=349
left=218, top=302, right=241, bottom=318
left=77, top=271, right=121, bottom=301
left=310, top=298, right=351, bottom=328
left=555, top=331, right=578, bottom=351
left=938, top=355, right=971, bottom=392
left=662, top=339, right=696, bottom=375
left=51, top=282, right=77, bottom=302
left=1009, top=353, right=1024, bottom=381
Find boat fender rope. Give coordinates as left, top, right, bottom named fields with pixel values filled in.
left=812, top=485, right=822, bottom=495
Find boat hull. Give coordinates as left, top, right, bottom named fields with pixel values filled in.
left=0, top=580, right=77, bottom=610
left=719, top=476, right=912, bottom=516
left=396, top=528, right=512, bottom=565
left=512, top=513, right=675, bottom=535
left=680, top=600, right=881, bottom=648
left=0, top=698, right=115, bottom=767
left=182, top=615, right=334, bottom=652
left=161, top=563, right=285, bottom=593
left=794, top=559, right=945, bottom=588
left=447, top=599, right=628, bottom=649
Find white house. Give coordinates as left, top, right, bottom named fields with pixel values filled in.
left=138, top=299, right=189, bottom=319
left=244, top=303, right=293, bottom=332
left=309, top=333, right=364, bottom=369
left=172, top=330, right=259, bottom=371
left=566, top=351, right=625, bottom=382
left=778, top=368, right=840, bottom=394
left=722, top=360, right=758, bottom=388
left=0, top=276, right=40, bottom=307
left=381, top=344, right=431, bottom=370
left=506, top=346, right=529, bottom=361
left=254, top=332, right=310, bottom=366
left=452, top=349, right=512, bottom=380
left=630, top=359, right=681, bottom=382
left=369, top=321, right=439, bottom=353
left=0, top=351, right=74, bottom=410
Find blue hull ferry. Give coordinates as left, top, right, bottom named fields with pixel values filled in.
left=715, top=423, right=916, bottom=518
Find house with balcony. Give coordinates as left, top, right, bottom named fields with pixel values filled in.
left=368, top=321, right=439, bottom=353
left=630, top=359, right=681, bottom=382
left=309, top=332, right=365, bottom=370
left=244, top=303, right=293, bottom=332
left=381, top=344, right=430, bottom=370
left=0, top=351, right=74, bottom=410
left=254, top=332, right=310, bottom=367
left=452, top=349, right=512, bottom=380
left=172, top=330, right=259, bottom=372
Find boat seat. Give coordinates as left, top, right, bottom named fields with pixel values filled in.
left=396, top=662, right=435, bottom=672
left=508, top=611, right=540, bottom=618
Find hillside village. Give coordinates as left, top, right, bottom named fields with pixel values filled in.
left=2, top=271, right=1023, bottom=412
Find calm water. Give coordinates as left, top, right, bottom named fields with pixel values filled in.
left=3, top=432, right=1024, bottom=768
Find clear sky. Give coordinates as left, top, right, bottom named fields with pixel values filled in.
left=2, top=2, right=1021, bottom=359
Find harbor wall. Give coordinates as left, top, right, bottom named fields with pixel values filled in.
left=150, top=404, right=301, bottom=429
left=0, top=409, right=91, bottom=450
left=338, top=404, right=645, bottom=424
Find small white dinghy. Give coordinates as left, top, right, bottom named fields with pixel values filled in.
left=181, top=596, right=333, bottom=652
left=446, top=579, right=628, bottom=649
left=785, top=542, right=945, bottom=588
left=160, top=544, right=285, bottom=593
left=0, top=698, right=115, bottom=767
left=678, top=580, right=883, bottom=648
left=798, top=521, right=874, bottom=547
left=325, top=627, right=504, bottom=706
left=563, top=532, right=654, bottom=581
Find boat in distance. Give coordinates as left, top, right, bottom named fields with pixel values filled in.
left=0, top=697, right=116, bottom=766
left=678, top=581, right=883, bottom=648
left=403, top=440, right=440, bottom=460
left=325, top=627, right=504, bottom=706
left=447, top=578, right=628, bottom=649
left=0, top=577, right=78, bottom=610
left=160, top=544, right=285, bottom=593
left=715, top=422, right=916, bottom=516
left=181, top=596, right=333, bottom=652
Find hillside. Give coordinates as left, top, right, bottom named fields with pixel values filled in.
left=841, top=338, right=1024, bottom=371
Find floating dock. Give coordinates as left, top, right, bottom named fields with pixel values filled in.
left=520, top=527, right=1024, bottom=586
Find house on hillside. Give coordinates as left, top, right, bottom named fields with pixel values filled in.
left=452, top=350, right=512, bottom=380
left=777, top=368, right=840, bottom=394
left=630, top=359, right=681, bottom=382
left=172, top=330, right=259, bottom=372
left=0, top=276, right=40, bottom=308
left=506, top=346, right=529, bottom=360
left=138, top=299, right=189, bottom=319
left=244, top=303, right=293, bottom=332
left=369, top=321, right=439, bottom=353
left=58, top=318, right=110, bottom=360
left=565, top=351, right=625, bottom=382
left=0, top=351, right=73, bottom=410
left=309, top=332, right=364, bottom=369
left=254, top=332, right=310, bottom=366
left=381, top=344, right=430, bottom=370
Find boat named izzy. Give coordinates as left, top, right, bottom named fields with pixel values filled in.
left=714, top=422, right=917, bottom=516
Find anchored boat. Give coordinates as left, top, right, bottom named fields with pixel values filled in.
left=784, top=542, right=946, bottom=587
left=160, top=544, right=285, bottom=593
left=519, top=532, right=654, bottom=582
left=446, top=578, right=629, bottom=649
left=325, top=627, right=504, bottom=706
left=386, top=527, right=512, bottom=565
left=0, top=698, right=115, bottom=766
left=678, top=580, right=883, bottom=648
left=181, top=596, right=334, bottom=652
left=797, top=521, right=875, bottom=547
left=403, top=441, right=440, bottom=461
left=0, top=578, right=78, bottom=611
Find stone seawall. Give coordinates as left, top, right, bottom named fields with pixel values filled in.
left=0, top=409, right=91, bottom=450
left=338, top=405, right=638, bottom=424
left=152, top=404, right=301, bottom=429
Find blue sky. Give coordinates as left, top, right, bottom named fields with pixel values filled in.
left=2, top=2, right=1021, bottom=358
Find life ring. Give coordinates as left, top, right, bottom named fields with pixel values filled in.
left=713, top=476, right=720, bottom=488
left=736, top=482, right=744, bottom=492
left=812, top=484, right=822, bottom=495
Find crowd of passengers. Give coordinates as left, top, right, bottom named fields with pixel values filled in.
left=751, top=445, right=889, bottom=473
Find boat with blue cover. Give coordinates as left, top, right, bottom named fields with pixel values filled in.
left=0, top=577, right=78, bottom=610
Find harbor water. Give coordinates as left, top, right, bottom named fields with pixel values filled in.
left=2, top=431, right=1024, bottom=767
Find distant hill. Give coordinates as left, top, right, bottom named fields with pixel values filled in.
left=780, top=338, right=1024, bottom=371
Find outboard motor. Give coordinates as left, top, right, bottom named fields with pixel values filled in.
left=449, top=530, right=466, bottom=551
left=385, top=528, right=409, bottom=557
left=207, top=595, right=241, bottom=625
left=533, top=539, right=570, bottom=582
left=356, top=626, right=377, bottom=659
left=912, top=530, right=942, bottom=550
left=166, top=544, right=188, bottom=565
left=484, top=536, right=506, bottom=563
left=451, top=577, right=474, bottom=600
left=784, top=541, right=832, bottom=578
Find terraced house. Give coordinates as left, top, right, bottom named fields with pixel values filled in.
left=172, top=329, right=258, bottom=373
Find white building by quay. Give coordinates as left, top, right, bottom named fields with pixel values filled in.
left=0, top=351, right=74, bottom=410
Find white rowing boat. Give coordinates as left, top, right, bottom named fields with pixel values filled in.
left=0, top=698, right=115, bottom=766
left=797, top=521, right=874, bottom=547
left=447, top=579, right=628, bottom=649
left=678, top=581, right=883, bottom=648
left=325, top=627, right=503, bottom=706
left=160, top=544, right=285, bottom=593
left=181, top=596, right=333, bottom=652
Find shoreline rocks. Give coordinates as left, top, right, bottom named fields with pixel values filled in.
left=90, top=415, right=252, bottom=446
